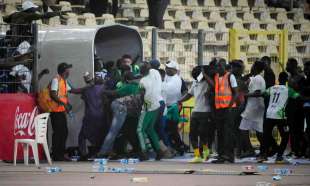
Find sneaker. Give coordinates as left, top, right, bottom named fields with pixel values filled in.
left=138, top=152, right=149, bottom=161
left=257, top=156, right=268, bottom=163
left=163, top=149, right=175, bottom=159
left=202, top=149, right=210, bottom=161
left=239, top=151, right=256, bottom=159
left=211, top=158, right=233, bottom=164
left=155, top=150, right=164, bottom=161
left=275, top=156, right=285, bottom=164
left=189, top=156, right=203, bottom=163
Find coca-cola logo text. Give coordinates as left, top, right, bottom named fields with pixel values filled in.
left=14, top=106, right=38, bottom=136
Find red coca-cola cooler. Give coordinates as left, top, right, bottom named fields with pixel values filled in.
left=0, top=93, right=43, bottom=161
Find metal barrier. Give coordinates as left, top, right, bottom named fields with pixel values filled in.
left=0, top=23, right=38, bottom=93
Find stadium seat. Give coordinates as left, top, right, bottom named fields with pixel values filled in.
left=247, top=45, right=260, bottom=55
left=82, top=13, right=97, bottom=26
left=267, top=45, right=279, bottom=56
left=260, top=10, right=276, bottom=23
left=66, top=13, right=79, bottom=26
left=215, top=22, right=228, bottom=32
left=291, top=33, right=302, bottom=43
left=175, top=9, right=190, bottom=20
left=122, top=8, right=135, bottom=18
left=192, top=10, right=205, bottom=21
left=142, top=38, right=151, bottom=56
left=277, top=12, right=288, bottom=22
left=205, top=31, right=217, bottom=42
left=13, top=113, right=52, bottom=167
left=135, top=0, right=147, bottom=4
left=237, top=0, right=249, bottom=7
left=59, top=1, right=72, bottom=12
left=170, top=0, right=182, bottom=6
left=221, top=0, right=232, bottom=7
left=157, top=39, right=168, bottom=57
left=120, top=0, right=131, bottom=4
left=266, top=23, right=278, bottom=30
left=4, top=3, right=17, bottom=15
left=139, top=8, right=149, bottom=18
left=180, top=20, right=192, bottom=30
left=48, top=16, right=61, bottom=26
left=163, top=10, right=174, bottom=20
left=164, top=20, right=176, bottom=30
left=249, top=22, right=262, bottom=30
left=226, top=11, right=242, bottom=22
left=257, top=34, right=268, bottom=44
left=197, top=21, right=210, bottom=30
left=98, top=14, right=115, bottom=25
left=187, top=0, right=198, bottom=6
left=232, top=22, right=245, bottom=30
left=254, top=0, right=266, bottom=8
left=209, top=11, right=224, bottom=21
left=300, top=22, right=310, bottom=32
left=243, top=12, right=257, bottom=22
left=203, top=0, right=216, bottom=6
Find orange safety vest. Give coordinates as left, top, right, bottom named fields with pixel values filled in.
left=50, top=75, right=68, bottom=112
left=214, top=72, right=236, bottom=109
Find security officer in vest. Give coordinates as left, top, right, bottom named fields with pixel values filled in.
left=211, top=59, right=239, bottom=163
left=50, top=63, right=81, bottom=161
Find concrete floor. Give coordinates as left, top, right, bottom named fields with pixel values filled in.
left=1, top=161, right=310, bottom=186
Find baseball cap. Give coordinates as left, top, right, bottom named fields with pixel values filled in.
left=22, top=1, right=39, bottom=11
left=149, top=59, right=160, bottom=69
left=57, top=62, right=72, bottom=74
left=165, top=60, right=179, bottom=70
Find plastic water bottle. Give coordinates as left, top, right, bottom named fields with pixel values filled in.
left=46, top=167, right=62, bottom=173
left=272, top=175, right=282, bottom=181
left=92, top=159, right=108, bottom=172
left=257, top=165, right=268, bottom=172
left=71, top=150, right=80, bottom=161
left=120, top=159, right=128, bottom=165
left=94, top=158, right=108, bottom=165
left=125, top=167, right=135, bottom=173
left=128, top=158, right=139, bottom=164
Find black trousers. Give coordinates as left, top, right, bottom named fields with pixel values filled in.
left=116, top=115, right=142, bottom=154
left=50, top=112, right=68, bottom=160
left=166, top=118, right=184, bottom=152
left=190, top=112, right=213, bottom=149
left=89, top=0, right=108, bottom=17
left=287, top=98, right=306, bottom=155
left=304, top=107, right=310, bottom=155
left=263, top=119, right=289, bottom=157
left=263, top=97, right=278, bottom=153
left=146, top=0, right=168, bottom=28
left=215, top=108, right=235, bottom=161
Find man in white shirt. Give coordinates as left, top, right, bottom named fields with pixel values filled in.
left=137, top=63, right=164, bottom=160
left=163, top=60, right=188, bottom=154
left=179, top=65, right=213, bottom=163
left=239, top=61, right=266, bottom=158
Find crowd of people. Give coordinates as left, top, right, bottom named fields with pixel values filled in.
left=48, top=54, right=310, bottom=164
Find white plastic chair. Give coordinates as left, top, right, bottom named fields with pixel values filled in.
left=14, top=113, right=52, bottom=167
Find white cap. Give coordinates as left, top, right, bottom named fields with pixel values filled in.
left=165, top=60, right=179, bottom=71
left=22, top=1, right=38, bottom=11
left=10, top=64, right=30, bottom=77
left=84, top=71, right=90, bottom=77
